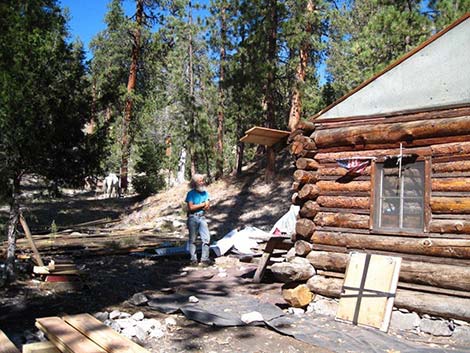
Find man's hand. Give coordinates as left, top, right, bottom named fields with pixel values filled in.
left=203, top=201, right=210, bottom=210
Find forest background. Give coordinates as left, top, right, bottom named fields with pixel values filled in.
left=0, top=0, right=468, bottom=279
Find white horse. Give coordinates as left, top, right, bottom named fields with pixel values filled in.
left=103, top=173, right=120, bottom=198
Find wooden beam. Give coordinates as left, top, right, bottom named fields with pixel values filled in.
left=19, top=213, right=44, bottom=267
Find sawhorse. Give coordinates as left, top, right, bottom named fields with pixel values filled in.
left=253, top=236, right=292, bottom=283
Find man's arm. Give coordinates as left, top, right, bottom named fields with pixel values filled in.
left=187, top=200, right=209, bottom=212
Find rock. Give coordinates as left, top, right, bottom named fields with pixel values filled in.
left=134, top=325, right=147, bottom=342
left=93, top=312, right=109, bottom=322
left=390, top=311, right=420, bottom=331
left=287, top=307, right=305, bottom=316
left=149, top=327, right=165, bottom=339
left=110, top=321, right=121, bottom=332
left=188, top=296, right=199, bottom=303
left=131, top=311, right=145, bottom=321
left=420, top=318, right=453, bottom=337
left=271, top=257, right=315, bottom=283
left=240, top=311, right=264, bottom=324
left=136, top=319, right=154, bottom=333
left=109, top=310, right=121, bottom=320
left=215, top=256, right=240, bottom=268
left=285, top=248, right=297, bottom=261
left=115, top=318, right=137, bottom=330
left=119, top=312, right=131, bottom=319
left=282, top=283, right=314, bottom=308
left=165, top=317, right=177, bottom=326
left=121, top=326, right=137, bottom=339
left=129, top=293, right=149, bottom=306
left=306, top=298, right=338, bottom=317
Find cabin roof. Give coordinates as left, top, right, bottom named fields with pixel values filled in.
left=312, top=13, right=470, bottom=121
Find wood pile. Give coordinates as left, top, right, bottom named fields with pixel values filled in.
left=288, top=107, right=470, bottom=321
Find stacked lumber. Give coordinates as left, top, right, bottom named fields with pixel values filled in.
left=36, top=314, right=150, bottom=353
left=0, top=329, right=20, bottom=353
left=288, top=106, right=470, bottom=321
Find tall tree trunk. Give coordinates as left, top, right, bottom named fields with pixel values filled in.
left=288, top=0, right=314, bottom=132
left=236, top=118, right=245, bottom=176
left=120, top=0, right=143, bottom=192
left=215, top=4, right=227, bottom=180
left=188, top=1, right=197, bottom=177
left=6, top=174, right=21, bottom=282
left=264, top=0, right=278, bottom=183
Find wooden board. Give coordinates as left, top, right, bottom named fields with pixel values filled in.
left=0, top=330, right=20, bottom=353
left=63, top=314, right=150, bottom=353
left=336, top=252, right=401, bottom=332
left=240, top=126, right=290, bottom=146
left=36, top=317, right=107, bottom=353
left=22, top=341, right=60, bottom=353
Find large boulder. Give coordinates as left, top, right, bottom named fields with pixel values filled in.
left=271, top=256, right=315, bottom=283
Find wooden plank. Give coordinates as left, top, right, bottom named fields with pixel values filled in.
left=240, top=126, right=289, bottom=146
left=36, top=317, right=107, bottom=353
left=0, top=330, right=20, bottom=353
left=19, top=213, right=44, bottom=267
left=63, top=313, right=150, bottom=353
left=336, top=253, right=401, bottom=332
left=253, top=237, right=292, bottom=283
left=22, top=341, right=60, bottom=353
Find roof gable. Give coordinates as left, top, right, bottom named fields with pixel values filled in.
left=315, top=14, right=470, bottom=120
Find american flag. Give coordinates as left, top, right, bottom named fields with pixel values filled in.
left=336, top=158, right=372, bottom=175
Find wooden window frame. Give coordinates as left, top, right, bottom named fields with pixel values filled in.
left=370, top=156, right=431, bottom=236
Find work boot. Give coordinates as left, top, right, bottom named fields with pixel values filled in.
left=199, top=259, right=214, bottom=267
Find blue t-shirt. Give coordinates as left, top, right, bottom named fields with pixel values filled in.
left=185, top=189, right=210, bottom=215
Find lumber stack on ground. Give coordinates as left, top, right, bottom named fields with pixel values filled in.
left=0, top=330, right=20, bottom=353
left=288, top=106, right=470, bottom=321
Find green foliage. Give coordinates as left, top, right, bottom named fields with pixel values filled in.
left=132, top=139, right=166, bottom=196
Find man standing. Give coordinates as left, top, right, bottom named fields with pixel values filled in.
left=185, top=174, right=212, bottom=266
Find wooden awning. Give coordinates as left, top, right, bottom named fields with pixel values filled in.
left=240, top=126, right=290, bottom=146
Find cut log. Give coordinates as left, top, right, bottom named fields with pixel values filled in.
left=293, top=170, right=318, bottom=184
left=291, top=192, right=302, bottom=206
left=313, top=116, right=470, bottom=148
left=314, top=212, right=369, bottom=229
left=296, top=218, right=316, bottom=238
left=433, top=160, right=470, bottom=173
left=295, top=239, right=313, bottom=256
left=306, top=250, right=470, bottom=292
left=298, top=184, right=320, bottom=200
left=0, top=330, right=20, bottom=353
left=292, top=181, right=301, bottom=191
left=307, top=275, right=470, bottom=321
left=317, top=196, right=369, bottom=210
left=431, top=197, right=470, bottom=214
left=270, top=256, right=315, bottom=283
left=429, top=219, right=470, bottom=234
left=296, top=120, right=315, bottom=132
left=282, top=283, right=314, bottom=308
left=432, top=178, right=470, bottom=192
left=311, top=231, right=470, bottom=258
left=317, top=180, right=370, bottom=193
left=296, top=158, right=320, bottom=171
left=300, top=201, right=320, bottom=218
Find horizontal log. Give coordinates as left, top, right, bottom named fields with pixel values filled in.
left=296, top=158, right=320, bottom=171
left=431, top=197, right=470, bottom=214
left=306, top=250, right=470, bottom=292
left=314, top=212, right=369, bottom=229
left=429, top=219, right=470, bottom=234
left=293, top=170, right=318, bottom=184
left=432, top=178, right=470, bottom=192
left=296, top=120, right=316, bottom=132
left=300, top=201, right=320, bottom=218
left=311, top=231, right=470, bottom=258
left=317, top=180, right=370, bottom=193
left=315, top=147, right=432, bottom=163
left=432, top=141, right=470, bottom=156
left=316, top=196, right=369, bottom=210
left=307, top=275, right=470, bottom=321
left=296, top=218, right=316, bottom=238
left=433, top=160, right=470, bottom=173
left=295, top=240, right=313, bottom=256
left=298, top=184, right=320, bottom=200
left=317, top=166, right=371, bottom=176
left=314, top=116, right=470, bottom=148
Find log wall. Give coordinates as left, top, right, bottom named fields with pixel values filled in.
left=289, top=106, right=470, bottom=320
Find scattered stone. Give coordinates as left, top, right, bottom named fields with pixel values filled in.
left=189, top=296, right=199, bottom=303
left=149, top=328, right=165, bottom=339
left=134, top=325, right=147, bottom=342
left=115, top=318, right=136, bottom=330
left=130, top=311, right=144, bottom=321
left=165, top=317, right=177, bottom=326
left=270, top=257, right=315, bottom=282
left=420, top=318, right=453, bottom=336
left=215, top=256, right=240, bottom=268
left=307, top=298, right=338, bottom=317
left=241, top=311, right=264, bottom=324
left=160, top=287, right=174, bottom=293
left=93, top=312, right=109, bottom=322
left=284, top=248, right=296, bottom=261
left=282, top=283, right=314, bottom=308
left=217, top=272, right=227, bottom=278
left=398, top=308, right=410, bottom=314
left=119, top=312, right=131, bottom=319
left=121, top=326, right=137, bottom=339
left=287, top=307, right=305, bottom=316
left=109, top=310, right=121, bottom=320
left=390, top=311, right=420, bottom=331
left=136, top=319, right=154, bottom=333
left=129, top=293, right=149, bottom=306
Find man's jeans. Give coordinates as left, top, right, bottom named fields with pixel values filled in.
left=187, top=214, right=210, bottom=262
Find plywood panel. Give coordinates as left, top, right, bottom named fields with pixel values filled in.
left=336, top=253, right=401, bottom=331
left=240, top=126, right=289, bottom=146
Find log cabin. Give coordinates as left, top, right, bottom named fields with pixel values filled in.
left=291, top=13, right=470, bottom=321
